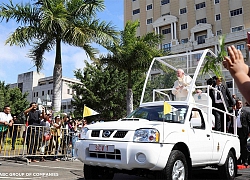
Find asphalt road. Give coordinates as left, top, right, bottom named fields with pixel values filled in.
left=0, top=158, right=249, bottom=180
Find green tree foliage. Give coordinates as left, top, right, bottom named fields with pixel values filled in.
left=0, top=0, right=118, bottom=113
left=0, top=81, right=29, bottom=123
left=71, top=61, right=128, bottom=120
left=143, top=65, right=176, bottom=102
left=201, top=35, right=226, bottom=78
left=100, top=20, right=164, bottom=115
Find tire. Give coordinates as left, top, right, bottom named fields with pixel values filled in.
left=218, top=151, right=237, bottom=180
left=156, top=150, right=188, bottom=180
left=83, top=164, right=114, bottom=180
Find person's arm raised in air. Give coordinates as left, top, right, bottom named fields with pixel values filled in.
left=223, top=45, right=250, bottom=103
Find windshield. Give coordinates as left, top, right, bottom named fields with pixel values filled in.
left=126, top=105, right=188, bottom=123
left=140, top=49, right=217, bottom=104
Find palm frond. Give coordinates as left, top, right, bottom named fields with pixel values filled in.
left=28, top=37, right=55, bottom=72
left=201, top=35, right=226, bottom=78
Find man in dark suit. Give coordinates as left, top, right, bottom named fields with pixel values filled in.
left=235, top=99, right=250, bottom=166
left=209, top=76, right=236, bottom=132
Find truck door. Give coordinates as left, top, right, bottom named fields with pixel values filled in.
left=188, top=108, right=213, bottom=164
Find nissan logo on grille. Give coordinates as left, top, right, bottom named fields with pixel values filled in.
left=103, top=130, right=111, bottom=137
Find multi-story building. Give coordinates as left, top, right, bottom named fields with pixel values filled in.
left=9, top=71, right=81, bottom=114
left=124, top=0, right=250, bottom=100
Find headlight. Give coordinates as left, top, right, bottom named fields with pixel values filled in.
left=80, top=127, right=88, bottom=139
left=133, top=129, right=160, bottom=142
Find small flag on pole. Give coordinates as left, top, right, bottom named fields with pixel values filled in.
left=164, top=101, right=171, bottom=115
left=83, top=105, right=99, bottom=118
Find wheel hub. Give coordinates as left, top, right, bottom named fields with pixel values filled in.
left=172, top=160, right=185, bottom=180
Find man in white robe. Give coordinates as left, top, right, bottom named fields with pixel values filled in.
left=172, top=69, right=193, bottom=101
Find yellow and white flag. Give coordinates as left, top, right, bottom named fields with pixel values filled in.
left=83, top=105, right=99, bottom=117
left=164, top=101, right=171, bottom=115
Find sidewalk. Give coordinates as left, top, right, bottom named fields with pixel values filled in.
left=0, top=158, right=84, bottom=180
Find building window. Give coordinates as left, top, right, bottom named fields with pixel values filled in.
left=147, top=4, right=153, bottom=10
left=162, top=28, right=171, bottom=34
left=230, top=8, right=242, bottom=17
left=232, top=25, right=244, bottom=32
left=33, top=92, right=36, bottom=97
left=181, top=38, right=188, bottom=44
left=161, top=0, right=170, bottom=5
left=195, top=53, right=203, bottom=61
left=180, top=23, right=187, bottom=30
left=67, top=89, right=70, bottom=94
left=195, top=2, right=206, bottom=10
left=197, top=35, right=207, bottom=44
left=196, top=18, right=207, bottom=25
left=42, top=91, right=44, bottom=96
left=146, top=18, right=153, bottom=24
left=226, top=81, right=233, bottom=88
left=180, top=7, right=187, bottom=14
left=162, top=43, right=171, bottom=52
left=133, top=8, right=140, bottom=15
left=214, top=0, right=220, bottom=4
left=39, top=82, right=46, bottom=86
left=162, top=12, right=170, bottom=16
left=215, top=14, right=221, bottom=21
left=51, top=90, right=53, bottom=94
left=236, top=44, right=245, bottom=50
left=36, top=92, right=38, bottom=97
left=62, top=105, right=66, bottom=110
left=216, top=30, right=222, bottom=35
left=47, top=90, right=50, bottom=95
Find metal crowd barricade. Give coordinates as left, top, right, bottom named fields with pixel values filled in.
left=0, top=124, right=73, bottom=163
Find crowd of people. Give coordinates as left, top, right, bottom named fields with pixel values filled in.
left=0, top=102, right=87, bottom=164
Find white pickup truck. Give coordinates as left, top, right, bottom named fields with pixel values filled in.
left=75, top=49, right=240, bottom=180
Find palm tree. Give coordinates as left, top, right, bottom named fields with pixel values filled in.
left=201, top=35, right=226, bottom=78
left=0, top=0, right=118, bottom=113
left=100, top=20, right=164, bottom=115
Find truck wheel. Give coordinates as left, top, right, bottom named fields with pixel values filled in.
left=218, top=151, right=236, bottom=180
left=83, top=164, right=114, bottom=180
left=156, top=150, right=188, bottom=180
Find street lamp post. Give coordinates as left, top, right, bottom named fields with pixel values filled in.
left=42, top=94, right=51, bottom=113
left=36, top=95, right=51, bottom=113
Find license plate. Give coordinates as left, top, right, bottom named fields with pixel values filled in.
left=89, top=144, right=115, bottom=152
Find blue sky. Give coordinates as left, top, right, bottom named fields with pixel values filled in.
left=0, top=0, right=124, bottom=84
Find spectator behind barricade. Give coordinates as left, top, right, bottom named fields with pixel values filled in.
left=69, top=119, right=80, bottom=161
left=83, top=119, right=88, bottom=128
left=10, top=115, right=20, bottom=150
left=61, top=114, right=69, bottom=156
left=0, top=105, right=13, bottom=151
left=49, top=116, right=61, bottom=161
left=24, top=102, right=46, bottom=163
left=40, top=113, right=51, bottom=161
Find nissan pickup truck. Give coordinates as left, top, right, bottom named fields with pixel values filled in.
left=75, top=49, right=240, bottom=180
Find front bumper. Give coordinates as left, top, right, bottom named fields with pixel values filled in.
left=75, top=139, right=173, bottom=171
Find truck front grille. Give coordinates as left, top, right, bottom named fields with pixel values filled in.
left=88, top=149, right=121, bottom=160
left=91, top=130, right=100, bottom=137
left=90, top=130, right=128, bottom=138
left=113, top=131, right=128, bottom=138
